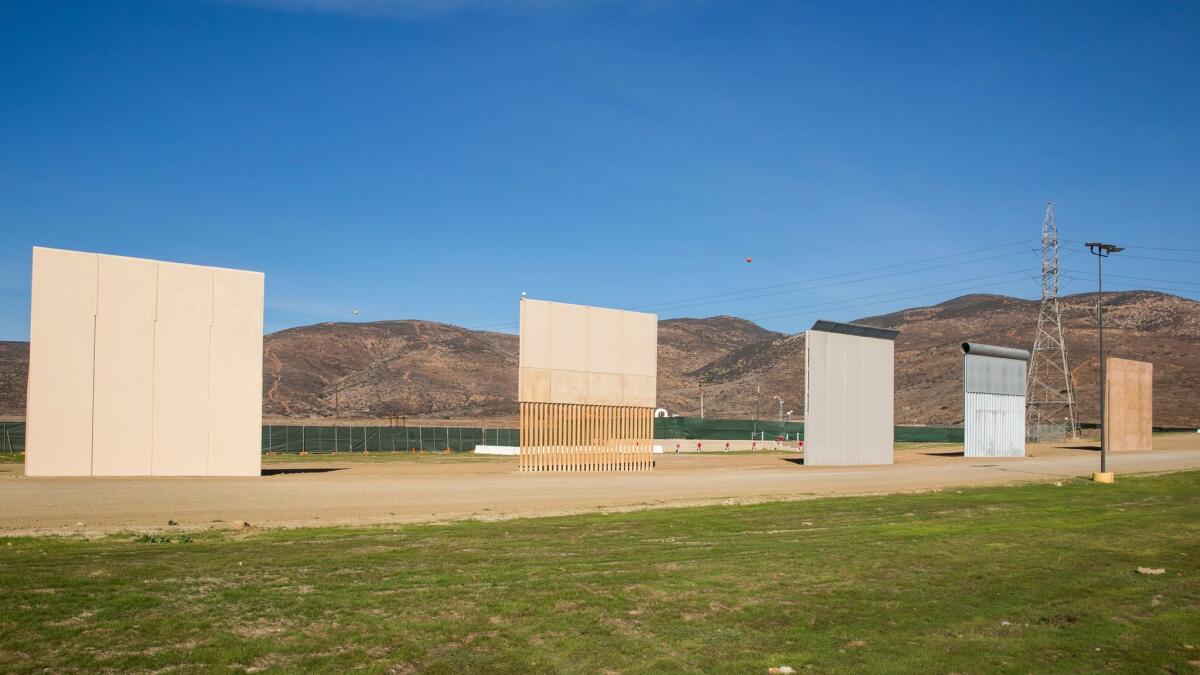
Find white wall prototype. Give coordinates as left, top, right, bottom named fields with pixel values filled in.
left=803, top=320, right=898, bottom=466
left=25, top=247, right=264, bottom=477
left=961, top=343, right=1029, bottom=458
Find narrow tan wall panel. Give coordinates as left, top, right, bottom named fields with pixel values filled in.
left=1105, top=357, right=1153, bottom=452
left=621, top=311, right=658, bottom=378
left=25, top=248, right=98, bottom=476
left=92, top=255, right=157, bottom=476
left=152, top=264, right=214, bottom=475
left=208, top=269, right=264, bottom=476
left=587, top=307, right=624, bottom=374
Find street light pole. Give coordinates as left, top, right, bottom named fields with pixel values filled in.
left=1086, top=242, right=1123, bottom=479
left=774, top=395, right=784, bottom=424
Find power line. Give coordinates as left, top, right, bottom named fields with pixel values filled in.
left=736, top=270, right=1036, bottom=320
left=1062, top=276, right=1200, bottom=296
left=470, top=238, right=1039, bottom=331
left=735, top=275, right=1037, bottom=323
left=631, top=239, right=1036, bottom=312
left=1064, top=239, right=1200, bottom=253
left=651, top=249, right=1036, bottom=316
left=1115, top=253, right=1200, bottom=264
left=1062, top=270, right=1200, bottom=287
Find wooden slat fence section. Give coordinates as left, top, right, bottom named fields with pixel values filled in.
left=519, top=402, right=654, bottom=472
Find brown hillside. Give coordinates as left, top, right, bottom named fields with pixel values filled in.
left=0, top=291, right=1197, bottom=427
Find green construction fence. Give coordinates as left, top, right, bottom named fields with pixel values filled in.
left=0, top=418, right=964, bottom=455
left=652, top=417, right=964, bottom=443
left=652, top=417, right=804, bottom=440
left=1, top=421, right=23, bottom=453
left=261, top=425, right=518, bottom=453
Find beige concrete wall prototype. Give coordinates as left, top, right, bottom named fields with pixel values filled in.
left=25, top=247, right=264, bottom=477
left=804, top=329, right=894, bottom=466
left=92, top=256, right=157, bottom=476
left=517, top=298, right=657, bottom=472
left=25, top=248, right=97, bottom=476
left=1105, top=357, right=1153, bottom=452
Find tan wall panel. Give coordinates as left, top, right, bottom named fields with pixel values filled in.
left=621, top=311, right=657, bottom=378
left=152, top=264, right=214, bottom=476
left=519, top=367, right=551, bottom=403
left=519, top=299, right=553, bottom=370
left=549, top=302, right=588, bottom=372
left=91, top=255, right=157, bottom=476
left=587, top=372, right=623, bottom=406
left=207, top=269, right=264, bottom=476
left=621, top=374, right=656, bottom=408
left=550, top=369, right=588, bottom=404
left=1105, top=357, right=1152, bottom=452
left=804, top=329, right=894, bottom=466
left=586, top=306, right=624, bottom=374
left=518, top=298, right=657, bottom=409
left=25, top=248, right=97, bottom=476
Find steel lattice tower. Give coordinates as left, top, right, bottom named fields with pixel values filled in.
left=1026, top=202, right=1078, bottom=440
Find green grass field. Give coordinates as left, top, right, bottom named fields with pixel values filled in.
left=2, top=472, right=1198, bottom=673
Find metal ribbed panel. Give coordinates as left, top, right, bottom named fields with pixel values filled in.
left=964, top=392, right=1025, bottom=457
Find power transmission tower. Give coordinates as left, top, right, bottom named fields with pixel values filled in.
left=1026, top=202, right=1078, bottom=440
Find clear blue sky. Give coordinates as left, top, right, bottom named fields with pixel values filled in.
left=2, top=0, right=1197, bottom=340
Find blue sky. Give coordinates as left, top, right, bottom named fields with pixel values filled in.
left=1, top=0, right=1197, bottom=340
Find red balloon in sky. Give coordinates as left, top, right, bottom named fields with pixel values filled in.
left=745, top=257, right=753, bottom=263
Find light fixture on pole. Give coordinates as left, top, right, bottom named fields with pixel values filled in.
left=774, top=395, right=784, bottom=424
left=1085, top=241, right=1123, bottom=483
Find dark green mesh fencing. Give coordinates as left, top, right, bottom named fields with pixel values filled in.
left=651, top=417, right=963, bottom=443
left=260, top=425, right=518, bottom=453
left=652, top=417, right=804, bottom=440
left=1, top=422, right=24, bottom=453
left=0, top=419, right=962, bottom=455
left=893, top=425, right=964, bottom=443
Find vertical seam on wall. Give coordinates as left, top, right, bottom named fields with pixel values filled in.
left=89, top=255, right=99, bottom=476
left=206, top=271, right=215, bottom=476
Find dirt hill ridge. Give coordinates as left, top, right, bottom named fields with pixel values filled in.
left=0, top=291, right=1196, bottom=427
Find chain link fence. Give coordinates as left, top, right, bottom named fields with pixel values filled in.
left=261, top=425, right=517, bottom=453
left=1, top=422, right=23, bottom=453
left=0, top=418, right=965, bottom=455
left=652, top=417, right=964, bottom=443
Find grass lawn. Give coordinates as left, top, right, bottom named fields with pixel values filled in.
left=2, top=473, right=1198, bottom=673
left=0, top=452, right=23, bottom=464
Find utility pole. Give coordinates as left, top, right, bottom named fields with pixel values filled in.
left=1027, top=202, right=1079, bottom=441
left=333, top=383, right=341, bottom=454
left=1086, top=242, right=1123, bottom=481
left=753, top=385, right=761, bottom=441
left=774, top=396, right=784, bottom=424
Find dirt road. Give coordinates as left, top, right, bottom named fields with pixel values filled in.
left=2, top=437, right=1198, bottom=535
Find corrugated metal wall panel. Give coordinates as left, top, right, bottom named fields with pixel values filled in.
left=964, top=354, right=1027, bottom=396
left=964, top=392, right=1025, bottom=457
